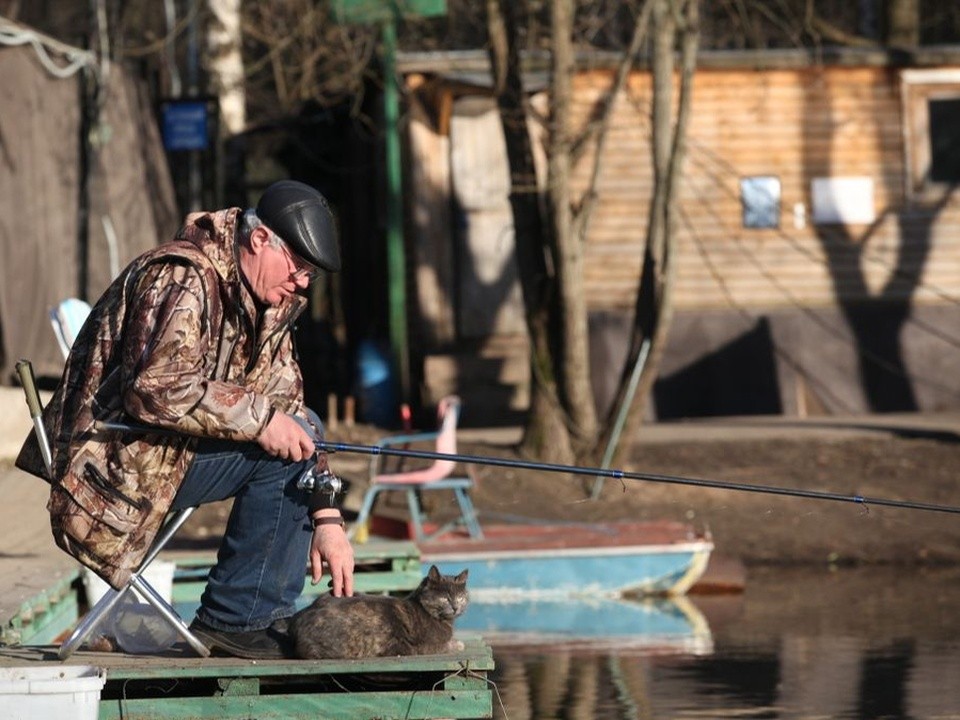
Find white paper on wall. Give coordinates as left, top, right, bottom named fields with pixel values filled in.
left=811, top=177, right=876, bottom=225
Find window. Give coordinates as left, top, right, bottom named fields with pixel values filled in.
left=740, top=176, right=781, bottom=229
left=901, top=69, right=960, bottom=198
left=928, top=97, right=960, bottom=183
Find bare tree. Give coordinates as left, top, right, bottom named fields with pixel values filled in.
left=486, top=0, right=575, bottom=463
left=599, top=0, right=698, bottom=468
left=240, top=0, right=376, bottom=125
left=485, top=0, right=699, bottom=464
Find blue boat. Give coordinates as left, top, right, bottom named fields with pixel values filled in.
left=416, top=520, right=714, bottom=599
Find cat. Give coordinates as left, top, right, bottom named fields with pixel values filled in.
left=289, top=565, right=469, bottom=659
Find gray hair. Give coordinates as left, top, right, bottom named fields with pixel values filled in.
left=240, top=208, right=281, bottom=248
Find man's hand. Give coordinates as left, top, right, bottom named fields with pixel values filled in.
left=309, top=511, right=355, bottom=597
left=258, top=412, right=315, bottom=462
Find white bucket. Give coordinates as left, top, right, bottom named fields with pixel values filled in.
left=82, top=559, right=176, bottom=606
left=0, top=665, right=105, bottom=720
left=82, top=560, right=180, bottom=654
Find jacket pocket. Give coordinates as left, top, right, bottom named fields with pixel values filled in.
left=60, top=451, right=146, bottom=535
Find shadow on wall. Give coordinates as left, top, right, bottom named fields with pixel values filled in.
left=589, top=312, right=783, bottom=421
left=652, top=319, right=782, bottom=419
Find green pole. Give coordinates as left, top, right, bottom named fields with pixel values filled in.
left=382, top=15, right=409, bottom=403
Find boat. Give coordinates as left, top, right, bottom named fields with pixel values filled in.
left=369, top=518, right=714, bottom=599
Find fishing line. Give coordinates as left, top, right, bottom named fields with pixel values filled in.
left=316, top=440, right=960, bottom=517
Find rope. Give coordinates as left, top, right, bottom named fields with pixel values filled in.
left=0, top=18, right=96, bottom=79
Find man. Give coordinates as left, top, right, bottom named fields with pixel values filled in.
left=16, top=180, right=354, bottom=659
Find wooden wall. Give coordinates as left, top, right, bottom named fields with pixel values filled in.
left=571, top=65, right=960, bottom=313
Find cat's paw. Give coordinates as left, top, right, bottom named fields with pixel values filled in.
left=446, top=638, right=465, bottom=653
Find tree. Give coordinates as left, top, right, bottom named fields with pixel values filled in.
left=485, top=0, right=700, bottom=465
left=207, top=0, right=245, bottom=135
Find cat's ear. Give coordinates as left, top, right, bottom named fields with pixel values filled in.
left=455, top=569, right=469, bottom=583
left=427, top=565, right=441, bottom=580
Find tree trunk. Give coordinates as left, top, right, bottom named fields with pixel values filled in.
left=600, top=0, right=699, bottom=471
left=486, top=0, right=575, bottom=463
left=207, top=0, right=245, bottom=135
left=549, top=0, right=597, bottom=452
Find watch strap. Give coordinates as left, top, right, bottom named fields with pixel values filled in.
left=312, top=515, right=345, bottom=529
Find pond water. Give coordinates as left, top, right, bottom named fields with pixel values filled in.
left=475, top=565, right=960, bottom=719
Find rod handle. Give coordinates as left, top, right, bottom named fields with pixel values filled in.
left=15, top=359, right=43, bottom=418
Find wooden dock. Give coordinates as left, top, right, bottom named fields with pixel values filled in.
left=1, top=533, right=494, bottom=719
left=0, top=638, right=494, bottom=719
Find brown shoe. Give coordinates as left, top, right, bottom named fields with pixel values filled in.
left=188, top=618, right=291, bottom=659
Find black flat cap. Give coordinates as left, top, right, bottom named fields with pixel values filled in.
left=256, top=180, right=341, bottom=272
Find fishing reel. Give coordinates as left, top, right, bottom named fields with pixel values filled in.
left=297, top=465, right=344, bottom=506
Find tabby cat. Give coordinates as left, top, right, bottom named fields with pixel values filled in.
left=289, top=565, right=469, bottom=659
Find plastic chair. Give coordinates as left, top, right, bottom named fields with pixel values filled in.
left=49, top=298, right=92, bottom=359
left=16, top=359, right=210, bottom=659
left=348, top=395, right=484, bottom=542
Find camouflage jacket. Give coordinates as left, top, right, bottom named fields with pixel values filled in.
left=16, top=209, right=308, bottom=589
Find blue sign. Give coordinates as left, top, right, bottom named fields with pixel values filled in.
left=162, top=101, right=209, bottom=151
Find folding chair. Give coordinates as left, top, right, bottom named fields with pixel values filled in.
left=16, top=359, right=209, bottom=659
left=348, top=395, right=483, bottom=543
left=49, top=298, right=92, bottom=359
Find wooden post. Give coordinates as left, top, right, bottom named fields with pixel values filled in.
left=326, top=393, right=339, bottom=431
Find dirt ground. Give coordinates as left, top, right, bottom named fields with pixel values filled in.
left=180, top=422, right=960, bottom=568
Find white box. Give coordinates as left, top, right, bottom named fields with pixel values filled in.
left=0, top=665, right=105, bottom=720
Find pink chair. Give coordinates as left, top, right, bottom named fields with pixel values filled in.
left=348, top=396, right=483, bottom=542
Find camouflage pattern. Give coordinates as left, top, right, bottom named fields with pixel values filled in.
left=16, top=209, right=308, bottom=589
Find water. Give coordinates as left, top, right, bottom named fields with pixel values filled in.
left=478, top=565, right=960, bottom=719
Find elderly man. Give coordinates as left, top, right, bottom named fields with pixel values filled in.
left=16, top=180, right=354, bottom=659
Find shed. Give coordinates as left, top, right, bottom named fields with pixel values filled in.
left=399, top=47, right=960, bottom=421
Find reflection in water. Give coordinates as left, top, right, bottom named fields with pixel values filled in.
left=460, top=595, right=713, bottom=655
left=482, top=566, right=960, bottom=719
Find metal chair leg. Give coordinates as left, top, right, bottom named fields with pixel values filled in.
left=453, top=487, right=484, bottom=540
left=60, top=507, right=209, bottom=658
left=58, top=584, right=129, bottom=660
left=130, top=576, right=209, bottom=657
left=405, top=488, right=427, bottom=542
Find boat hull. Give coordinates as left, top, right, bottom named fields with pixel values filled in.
left=419, top=520, right=713, bottom=599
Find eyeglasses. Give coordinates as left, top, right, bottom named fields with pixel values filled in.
left=275, top=237, right=321, bottom=284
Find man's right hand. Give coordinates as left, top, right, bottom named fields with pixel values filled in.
left=257, top=412, right=315, bottom=462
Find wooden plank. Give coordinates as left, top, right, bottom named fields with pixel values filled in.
left=170, top=541, right=423, bottom=603
left=98, top=689, right=492, bottom=720
left=0, top=637, right=493, bottom=674
left=1, top=638, right=495, bottom=720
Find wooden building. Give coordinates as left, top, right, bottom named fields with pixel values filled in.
left=399, top=48, right=960, bottom=422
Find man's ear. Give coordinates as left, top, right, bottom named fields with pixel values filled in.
left=249, top=226, right=271, bottom=254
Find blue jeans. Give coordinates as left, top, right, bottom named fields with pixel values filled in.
left=172, top=414, right=321, bottom=633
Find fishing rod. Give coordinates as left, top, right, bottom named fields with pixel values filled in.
left=314, top=440, right=960, bottom=517
left=93, top=421, right=960, bottom=516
